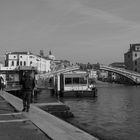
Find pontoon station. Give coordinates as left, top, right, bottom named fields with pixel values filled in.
left=49, top=67, right=97, bottom=98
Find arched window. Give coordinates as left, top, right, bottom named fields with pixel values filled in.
left=135, top=60, right=137, bottom=66
left=30, top=61, right=32, bottom=65
left=17, top=61, right=19, bottom=66
left=11, top=61, right=14, bottom=66
left=24, top=61, right=26, bottom=66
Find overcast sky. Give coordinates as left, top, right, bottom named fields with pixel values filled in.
left=0, top=0, right=140, bottom=64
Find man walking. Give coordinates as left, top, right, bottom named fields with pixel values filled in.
left=21, top=71, right=35, bottom=112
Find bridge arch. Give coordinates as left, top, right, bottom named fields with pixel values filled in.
left=99, top=65, right=140, bottom=84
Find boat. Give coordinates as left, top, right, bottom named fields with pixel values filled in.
left=0, top=66, right=37, bottom=92
left=51, top=70, right=97, bottom=97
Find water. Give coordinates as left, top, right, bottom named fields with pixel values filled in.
left=34, top=82, right=140, bottom=140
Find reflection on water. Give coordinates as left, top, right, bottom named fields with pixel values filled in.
left=33, top=89, right=58, bottom=103
left=34, top=82, right=140, bottom=140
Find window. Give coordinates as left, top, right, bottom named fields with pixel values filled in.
left=14, top=56, right=16, bottom=58
left=11, top=61, right=14, bottom=66
left=65, top=78, right=72, bottom=85
left=20, top=56, right=22, bottom=58
left=20, top=61, right=22, bottom=66
left=73, top=77, right=79, bottom=84
left=135, top=60, right=137, bottom=66
left=24, top=61, right=26, bottom=66
left=135, top=53, right=137, bottom=57
left=17, top=61, right=19, bottom=66
left=135, top=68, right=137, bottom=72
left=30, top=61, right=32, bottom=65
left=79, top=78, right=87, bottom=84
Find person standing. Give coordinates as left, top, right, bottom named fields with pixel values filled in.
left=21, top=71, right=35, bottom=112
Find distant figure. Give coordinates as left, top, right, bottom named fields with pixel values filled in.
left=21, top=71, right=35, bottom=112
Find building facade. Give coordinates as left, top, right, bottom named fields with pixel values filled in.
left=5, top=52, right=51, bottom=72
left=124, top=44, right=140, bottom=73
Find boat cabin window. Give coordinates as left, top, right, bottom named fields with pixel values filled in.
left=73, top=77, right=79, bottom=84
left=65, top=78, right=72, bottom=85
left=79, top=77, right=87, bottom=84
left=65, top=77, right=87, bottom=85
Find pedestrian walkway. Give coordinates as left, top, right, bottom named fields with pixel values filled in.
left=0, top=96, right=51, bottom=140
left=0, top=90, right=98, bottom=140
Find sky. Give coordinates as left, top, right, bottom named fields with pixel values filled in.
left=1, top=0, right=140, bottom=64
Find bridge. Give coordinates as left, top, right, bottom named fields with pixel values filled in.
left=99, top=65, right=140, bottom=84
left=36, top=65, right=81, bottom=92
left=38, top=65, right=80, bottom=79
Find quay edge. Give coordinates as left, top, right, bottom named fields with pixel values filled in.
left=0, top=91, right=99, bottom=140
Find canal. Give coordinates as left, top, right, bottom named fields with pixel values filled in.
left=31, top=82, right=140, bottom=140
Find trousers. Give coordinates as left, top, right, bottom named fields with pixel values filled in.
left=22, top=90, right=32, bottom=109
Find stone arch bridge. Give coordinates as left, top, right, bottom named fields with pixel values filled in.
left=99, top=65, right=140, bottom=84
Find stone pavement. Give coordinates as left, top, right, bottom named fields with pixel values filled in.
left=0, top=90, right=98, bottom=140
left=0, top=96, right=51, bottom=140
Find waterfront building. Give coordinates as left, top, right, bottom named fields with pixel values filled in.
left=124, top=44, right=140, bottom=72
left=98, top=70, right=108, bottom=81
left=88, top=70, right=98, bottom=79
left=5, top=51, right=51, bottom=73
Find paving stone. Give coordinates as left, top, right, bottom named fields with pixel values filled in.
left=0, top=121, right=50, bottom=140
left=0, top=92, right=51, bottom=140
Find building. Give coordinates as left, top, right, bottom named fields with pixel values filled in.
left=98, top=70, right=108, bottom=81
left=5, top=52, right=51, bottom=72
left=124, top=44, right=140, bottom=72
left=88, top=70, right=98, bottom=79
left=47, top=50, right=55, bottom=60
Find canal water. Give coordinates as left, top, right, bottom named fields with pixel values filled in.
left=34, top=82, right=140, bottom=140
